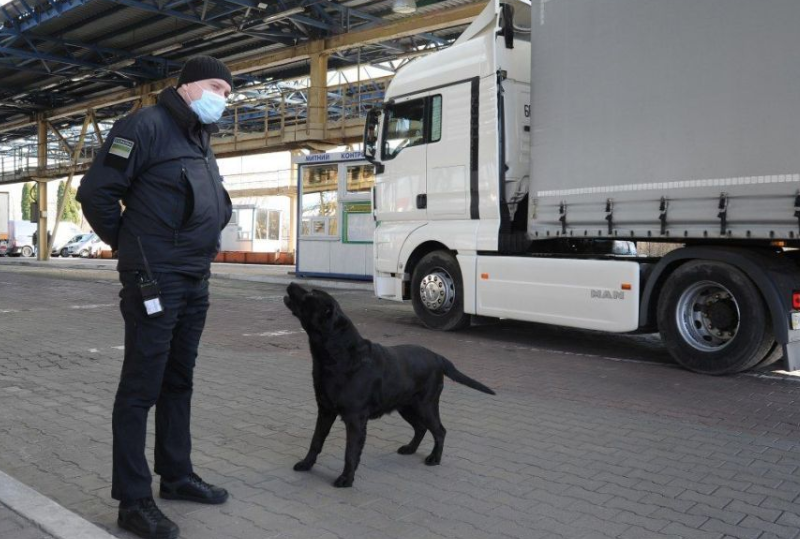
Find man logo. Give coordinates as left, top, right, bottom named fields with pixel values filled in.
left=591, top=289, right=625, bottom=300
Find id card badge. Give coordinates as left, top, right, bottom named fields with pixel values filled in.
left=139, top=280, right=164, bottom=318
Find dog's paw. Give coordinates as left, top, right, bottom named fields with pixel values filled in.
left=333, top=475, right=353, bottom=488
left=397, top=445, right=417, bottom=455
left=293, top=460, right=314, bottom=472
left=424, top=454, right=442, bottom=466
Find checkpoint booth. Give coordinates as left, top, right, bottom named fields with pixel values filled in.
left=294, top=151, right=375, bottom=280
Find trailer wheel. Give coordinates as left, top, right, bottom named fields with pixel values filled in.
left=20, top=246, right=33, bottom=258
left=411, top=251, right=471, bottom=331
left=658, top=261, right=773, bottom=375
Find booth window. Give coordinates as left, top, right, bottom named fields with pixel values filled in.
left=346, top=164, right=375, bottom=195
left=301, top=164, right=338, bottom=238
left=255, top=209, right=281, bottom=241
left=236, top=207, right=254, bottom=240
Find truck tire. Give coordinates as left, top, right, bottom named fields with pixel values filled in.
left=753, top=341, right=784, bottom=371
left=20, top=246, right=33, bottom=258
left=657, top=260, right=773, bottom=375
left=411, top=251, right=471, bottom=331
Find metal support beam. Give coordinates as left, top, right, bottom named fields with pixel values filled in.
left=36, top=116, right=48, bottom=261
left=89, top=110, right=104, bottom=145
left=307, top=49, right=329, bottom=140
left=50, top=116, right=90, bottom=254
left=114, top=0, right=298, bottom=45
left=12, top=0, right=95, bottom=33
left=288, top=149, right=301, bottom=253
left=0, top=29, right=177, bottom=79
left=229, top=3, right=484, bottom=73
left=47, top=121, right=73, bottom=155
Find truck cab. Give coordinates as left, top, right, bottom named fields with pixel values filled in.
left=365, top=0, right=531, bottom=303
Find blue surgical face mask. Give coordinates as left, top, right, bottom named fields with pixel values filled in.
left=189, top=85, right=227, bottom=124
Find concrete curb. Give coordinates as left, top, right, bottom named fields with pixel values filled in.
left=0, top=259, right=374, bottom=291
left=210, top=272, right=373, bottom=291
left=0, top=470, right=116, bottom=539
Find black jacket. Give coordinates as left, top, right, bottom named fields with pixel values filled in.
left=77, top=88, right=233, bottom=278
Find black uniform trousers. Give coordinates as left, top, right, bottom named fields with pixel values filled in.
left=112, top=270, right=210, bottom=502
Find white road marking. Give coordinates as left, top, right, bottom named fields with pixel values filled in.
left=242, top=329, right=302, bottom=338
left=70, top=304, right=115, bottom=310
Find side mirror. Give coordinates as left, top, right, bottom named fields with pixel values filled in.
left=363, top=107, right=383, bottom=164
left=499, top=3, right=515, bottom=49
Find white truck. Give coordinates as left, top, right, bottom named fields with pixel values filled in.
left=363, top=0, right=800, bottom=375
left=7, top=220, right=36, bottom=257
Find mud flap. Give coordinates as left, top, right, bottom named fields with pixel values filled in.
left=783, top=341, right=800, bottom=372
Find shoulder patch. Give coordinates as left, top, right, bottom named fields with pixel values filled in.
left=109, top=137, right=135, bottom=159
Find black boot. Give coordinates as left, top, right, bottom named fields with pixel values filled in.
left=160, top=473, right=228, bottom=504
left=118, top=497, right=179, bottom=539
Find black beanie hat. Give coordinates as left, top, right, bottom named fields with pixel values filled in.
left=177, top=55, right=233, bottom=88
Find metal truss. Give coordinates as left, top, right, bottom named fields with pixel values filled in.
left=0, top=63, right=396, bottom=184
left=0, top=0, right=458, bottom=116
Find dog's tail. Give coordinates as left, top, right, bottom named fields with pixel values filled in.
left=440, top=356, right=496, bottom=395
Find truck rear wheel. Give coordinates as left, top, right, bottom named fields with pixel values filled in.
left=657, top=260, right=773, bottom=375
left=753, top=341, right=784, bottom=371
left=411, top=251, right=471, bottom=331
left=21, top=246, right=33, bottom=257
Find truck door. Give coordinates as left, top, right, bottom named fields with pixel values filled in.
left=375, top=94, right=428, bottom=222
left=426, top=85, right=472, bottom=220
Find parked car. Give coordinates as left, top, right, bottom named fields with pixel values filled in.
left=66, top=233, right=109, bottom=258
left=64, top=233, right=94, bottom=258
left=50, top=223, right=84, bottom=257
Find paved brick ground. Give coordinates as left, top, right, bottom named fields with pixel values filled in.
left=0, top=265, right=799, bottom=539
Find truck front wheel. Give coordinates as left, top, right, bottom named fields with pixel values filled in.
left=657, top=260, right=773, bottom=375
left=411, top=251, right=471, bottom=331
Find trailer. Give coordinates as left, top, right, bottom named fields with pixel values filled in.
left=363, top=0, right=800, bottom=374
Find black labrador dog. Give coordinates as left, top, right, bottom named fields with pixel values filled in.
left=283, top=282, right=495, bottom=488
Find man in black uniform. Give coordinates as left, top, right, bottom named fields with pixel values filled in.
left=77, top=56, right=234, bottom=539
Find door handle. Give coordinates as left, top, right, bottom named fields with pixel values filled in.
left=416, top=194, right=427, bottom=209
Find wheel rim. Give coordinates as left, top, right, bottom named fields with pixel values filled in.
left=419, top=267, right=456, bottom=315
left=675, top=280, right=740, bottom=352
